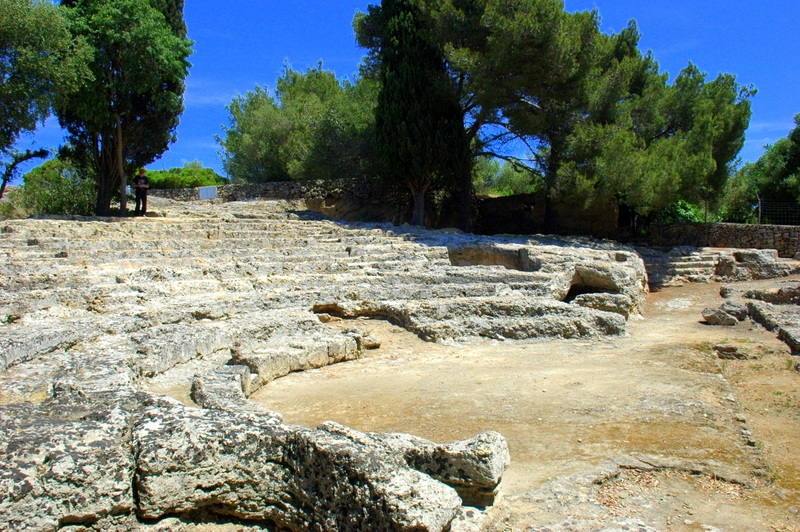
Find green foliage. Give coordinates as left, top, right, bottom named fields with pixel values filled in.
left=475, top=159, right=542, bottom=196
left=57, top=0, right=192, bottom=216
left=0, top=0, right=90, bottom=153
left=471, top=157, right=500, bottom=193
left=648, top=200, right=702, bottom=224
left=360, top=0, right=466, bottom=225
left=555, top=41, right=753, bottom=217
left=719, top=115, right=800, bottom=222
left=0, top=159, right=96, bottom=218
left=219, top=63, right=378, bottom=184
left=357, top=1, right=753, bottom=229
left=146, top=161, right=227, bottom=189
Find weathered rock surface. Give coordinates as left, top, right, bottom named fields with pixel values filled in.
left=720, top=300, right=749, bottom=321
left=702, top=307, right=738, bottom=326
left=1, top=385, right=474, bottom=531
left=0, top=199, right=648, bottom=530
left=320, top=421, right=510, bottom=508
left=719, top=279, right=800, bottom=358
left=638, top=246, right=800, bottom=289
left=134, top=395, right=463, bottom=531
left=712, top=343, right=752, bottom=360
left=0, top=386, right=139, bottom=532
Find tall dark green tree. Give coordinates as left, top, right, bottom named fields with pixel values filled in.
left=364, top=0, right=463, bottom=226
left=57, top=0, right=192, bottom=216
left=361, top=0, right=754, bottom=232
left=358, top=0, right=602, bottom=231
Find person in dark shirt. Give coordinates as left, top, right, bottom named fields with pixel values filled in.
left=132, top=168, right=149, bottom=216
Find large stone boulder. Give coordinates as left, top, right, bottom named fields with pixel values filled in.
left=1, top=384, right=511, bottom=531
left=702, top=307, right=738, bottom=326
left=134, top=396, right=463, bottom=531
left=0, top=387, right=138, bottom=531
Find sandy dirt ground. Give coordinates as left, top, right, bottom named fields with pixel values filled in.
left=251, top=280, right=800, bottom=531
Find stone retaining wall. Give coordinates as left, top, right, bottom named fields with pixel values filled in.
left=652, top=222, right=800, bottom=259
left=150, top=180, right=620, bottom=237
left=150, top=178, right=413, bottom=225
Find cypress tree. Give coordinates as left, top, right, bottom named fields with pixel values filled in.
left=373, top=0, right=461, bottom=226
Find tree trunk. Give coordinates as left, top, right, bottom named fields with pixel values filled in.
left=94, top=140, right=119, bottom=217
left=95, top=173, right=114, bottom=217
left=411, top=189, right=426, bottom=226
left=115, top=114, right=127, bottom=216
left=456, top=149, right=473, bottom=233
left=544, top=141, right=562, bottom=234
left=408, top=178, right=430, bottom=227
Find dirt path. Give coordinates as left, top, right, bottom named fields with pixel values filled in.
left=252, top=281, right=800, bottom=531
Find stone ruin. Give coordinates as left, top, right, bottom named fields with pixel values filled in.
left=0, top=198, right=654, bottom=531
left=1, top=197, right=797, bottom=530
left=640, top=245, right=800, bottom=358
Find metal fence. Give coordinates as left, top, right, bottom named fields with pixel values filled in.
left=759, top=201, right=800, bottom=226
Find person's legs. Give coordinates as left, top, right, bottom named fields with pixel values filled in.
left=141, top=194, right=147, bottom=215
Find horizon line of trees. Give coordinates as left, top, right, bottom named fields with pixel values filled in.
left=218, top=0, right=760, bottom=231
left=4, top=0, right=798, bottom=231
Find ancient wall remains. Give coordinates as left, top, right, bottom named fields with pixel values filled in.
left=150, top=179, right=412, bottom=225
left=150, top=180, right=620, bottom=237
left=652, top=222, right=800, bottom=259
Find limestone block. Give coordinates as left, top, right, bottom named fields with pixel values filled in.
left=132, top=324, right=230, bottom=377
left=363, top=428, right=510, bottom=508
left=778, top=326, right=800, bottom=356
left=232, top=332, right=362, bottom=392
left=572, top=293, right=633, bottom=318
left=134, top=397, right=461, bottom=531
left=712, top=344, right=750, bottom=360
left=720, top=300, right=749, bottom=321
left=732, top=249, right=793, bottom=280
left=702, top=307, right=738, bottom=326
left=0, top=323, right=87, bottom=373
left=0, top=388, right=138, bottom=531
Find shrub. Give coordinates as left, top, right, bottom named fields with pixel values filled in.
left=649, top=200, right=702, bottom=224
left=0, top=159, right=95, bottom=218
left=146, top=161, right=228, bottom=189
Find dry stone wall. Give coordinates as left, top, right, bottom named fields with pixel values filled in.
left=150, top=179, right=621, bottom=237
left=150, top=178, right=412, bottom=226
left=0, top=198, right=649, bottom=530
left=652, top=222, right=800, bottom=259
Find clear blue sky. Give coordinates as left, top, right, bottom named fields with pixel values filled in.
left=15, top=0, right=800, bottom=181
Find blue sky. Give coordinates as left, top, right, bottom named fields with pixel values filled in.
left=15, top=0, right=800, bottom=180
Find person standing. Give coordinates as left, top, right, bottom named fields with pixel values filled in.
left=132, top=168, right=149, bottom=216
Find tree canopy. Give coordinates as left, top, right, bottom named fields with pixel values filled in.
left=355, top=0, right=754, bottom=229
left=0, top=0, right=89, bottom=153
left=721, top=114, right=800, bottom=223
left=57, top=0, right=192, bottom=216
left=363, top=0, right=464, bottom=225
left=218, top=63, right=378, bottom=183
left=1, top=0, right=90, bottom=197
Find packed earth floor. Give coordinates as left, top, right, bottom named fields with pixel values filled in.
left=249, top=281, right=800, bottom=532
